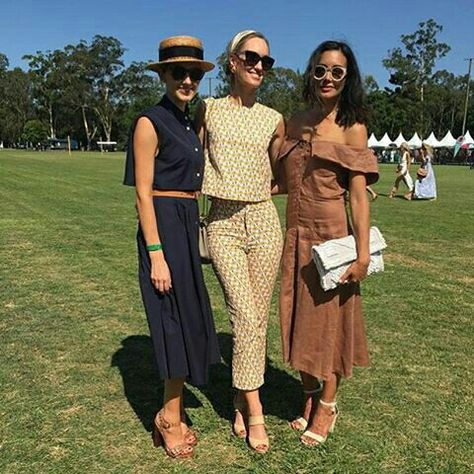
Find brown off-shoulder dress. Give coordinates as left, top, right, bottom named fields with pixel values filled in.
left=276, top=137, right=379, bottom=381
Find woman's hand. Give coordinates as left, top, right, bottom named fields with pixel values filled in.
left=150, top=252, right=172, bottom=293
left=340, top=258, right=370, bottom=284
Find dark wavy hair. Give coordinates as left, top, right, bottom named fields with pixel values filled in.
left=303, top=40, right=369, bottom=127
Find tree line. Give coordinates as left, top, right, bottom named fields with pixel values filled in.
left=0, top=19, right=472, bottom=149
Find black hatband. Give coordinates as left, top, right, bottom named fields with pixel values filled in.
left=160, top=46, right=203, bottom=61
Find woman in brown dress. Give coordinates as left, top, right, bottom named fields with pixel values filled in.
left=273, top=40, right=378, bottom=446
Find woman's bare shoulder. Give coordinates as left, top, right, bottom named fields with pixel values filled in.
left=344, top=122, right=368, bottom=147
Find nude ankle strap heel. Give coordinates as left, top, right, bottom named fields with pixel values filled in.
left=233, top=396, right=247, bottom=439
left=247, top=415, right=269, bottom=454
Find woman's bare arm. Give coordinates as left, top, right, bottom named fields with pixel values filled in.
left=134, top=116, right=172, bottom=293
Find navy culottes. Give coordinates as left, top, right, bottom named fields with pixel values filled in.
left=137, top=196, right=220, bottom=386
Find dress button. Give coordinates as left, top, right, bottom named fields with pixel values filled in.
left=197, top=173, right=200, bottom=177
left=194, top=147, right=198, bottom=152
left=186, top=126, right=191, bottom=131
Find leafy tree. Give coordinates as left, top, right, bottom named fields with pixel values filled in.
left=383, top=19, right=451, bottom=135
left=0, top=53, right=8, bottom=72
left=88, top=35, right=125, bottom=142
left=214, top=51, right=230, bottom=98
left=363, top=75, right=379, bottom=94
left=256, top=67, right=304, bottom=119
left=61, top=41, right=99, bottom=149
left=113, top=61, right=165, bottom=146
left=0, top=68, right=32, bottom=144
left=22, top=119, right=49, bottom=145
left=22, top=49, right=66, bottom=138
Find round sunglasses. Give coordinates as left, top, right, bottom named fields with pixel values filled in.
left=170, top=65, right=205, bottom=82
left=313, top=65, right=347, bottom=82
left=236, top=50, right=275, bottom=72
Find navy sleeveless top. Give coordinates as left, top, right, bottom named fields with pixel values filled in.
left=123, top=95, right=204, bottom=191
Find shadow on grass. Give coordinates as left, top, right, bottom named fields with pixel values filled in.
left=112, top=332, right=301, bottom=431
left=111, top=335, right=202, bottom=432
left=200, top=332, right=301, bottom=424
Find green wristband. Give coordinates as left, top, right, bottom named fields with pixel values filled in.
left=146, top=243, right=163, bottom=252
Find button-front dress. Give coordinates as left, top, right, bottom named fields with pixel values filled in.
left=276, top=138, right=379, bottom=381
left=124, top=95, right=220, bottom=386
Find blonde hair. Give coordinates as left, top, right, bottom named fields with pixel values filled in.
left=224, top=30, right=270, bottom=80
left=400, top=142, right=411, bottom=153
left=422, top=143, right=434, bottom=156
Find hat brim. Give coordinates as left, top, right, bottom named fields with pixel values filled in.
left=147, top=57, right=215, bottom=73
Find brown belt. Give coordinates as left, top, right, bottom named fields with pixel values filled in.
left=151, top=190, right=198, bottom=199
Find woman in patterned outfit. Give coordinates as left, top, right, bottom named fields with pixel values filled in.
left=124, top=36, right=220, bottom=459
left=195, top=30, right=285, bottom=453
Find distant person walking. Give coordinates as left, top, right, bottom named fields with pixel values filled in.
left=413, top=143, right=437, bottom=200
left=389, top=142, right=413, bottom=200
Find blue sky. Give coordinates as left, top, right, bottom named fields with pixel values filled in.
left=1, top=0, right=473, bottom=93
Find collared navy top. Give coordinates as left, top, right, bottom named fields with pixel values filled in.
left=123, top=95, right=204, bottom=191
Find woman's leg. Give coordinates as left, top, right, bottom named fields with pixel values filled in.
left=403, top=173, right=414, bottom=199
left=389, top=175, right=403, bottom=197
left=301, top=373, right=340, bottom=445
left=290, top=371, right=321, bottom=430
left=243, top=201, right=283, bottom=446
left=207, top=202, right=259, bottom=432
left=366, top=186, right=378, bottom=201
left=156, top=377, right=187, bottom=448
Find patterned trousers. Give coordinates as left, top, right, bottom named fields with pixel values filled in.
left=207, top=198, right=283, bottom=390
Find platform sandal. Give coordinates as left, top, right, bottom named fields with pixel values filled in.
left=152, top=409, right=194, bottom=459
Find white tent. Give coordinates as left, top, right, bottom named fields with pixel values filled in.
left=393, top=132, right=407, bottom=147
left=463, top=130, right=474, bottom=144
left=407, top=132, right=422, bottom=148
left=438, top=131, right=456, bottom=148
left=368, top=133, right=379, bottom=148
left=423, top=132, right=441, bottom=148
left=377, top=133, right=393, bottom=148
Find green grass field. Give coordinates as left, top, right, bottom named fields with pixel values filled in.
left=1, top=150, right=473, bottom=473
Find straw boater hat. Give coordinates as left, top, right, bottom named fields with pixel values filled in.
left=147, top=36, right=214, bottom=73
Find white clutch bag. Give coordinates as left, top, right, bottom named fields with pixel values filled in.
left=311, top=226, right=387, bottom=291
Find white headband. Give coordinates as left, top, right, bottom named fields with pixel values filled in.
left=228, top=30, right=257, bottom=54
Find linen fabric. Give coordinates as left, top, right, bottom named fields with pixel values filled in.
left=276, top=138, right=379, bottom=381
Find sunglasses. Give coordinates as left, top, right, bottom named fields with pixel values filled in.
left=313, top=65, right=347, bottom=82
left=170, top=65, right=205, bottom=82
left=236, top=50, right=275, bottom=72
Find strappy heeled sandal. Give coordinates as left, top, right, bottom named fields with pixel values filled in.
left=183, top=426, right=197, bottom=447
left=290, top=382, right=323, bottom=431
left=233, top=395, right=247, bottom=439
left=247, top=415, right=269, bottom=454
left=180, top=408, right=198, bottom=446
left=300, top=399, right=338, bottom=447
left=152, top=409, right=194, bottom=459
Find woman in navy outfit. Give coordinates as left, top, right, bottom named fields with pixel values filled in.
left=123, top=36, right=220, bottom=459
